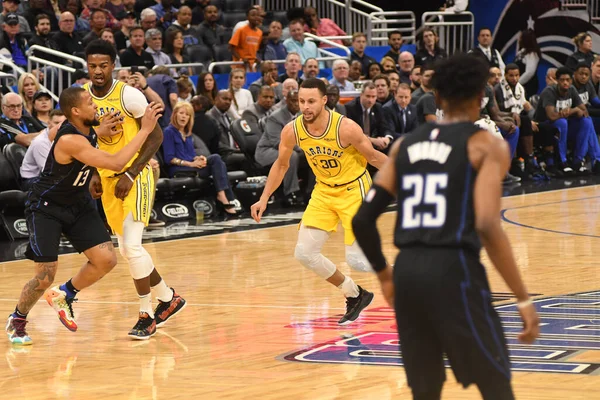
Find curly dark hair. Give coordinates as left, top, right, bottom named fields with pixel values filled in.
left=431, top=53, right=489, bottom=103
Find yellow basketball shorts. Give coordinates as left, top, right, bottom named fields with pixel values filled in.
left=101, top=164, right=154, bottom=235
left=301, top=171, right=372, bottom=245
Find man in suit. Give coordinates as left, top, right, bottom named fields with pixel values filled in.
left=345, top=82, right=392, bottom=152
left=242, top=86, right=275, bottom=131
left=383, top=83, right=418, bottom=138
left=255, top=90, right=304, bottom=206
left=206, top=90, right=250, bottom=171
left=191, top=94, right=222, bottom=155
left=326, top=85, right=346, bottom=115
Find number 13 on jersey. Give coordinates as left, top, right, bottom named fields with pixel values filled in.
left=402, top=173, right=448, bottom=229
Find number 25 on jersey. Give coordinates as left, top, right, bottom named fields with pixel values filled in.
left=402, top=173, right=448, bottom=229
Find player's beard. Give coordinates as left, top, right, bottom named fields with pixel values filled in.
left=84, top=116, right=100, bottom=127
left=303, top=107, right=321, bottom=124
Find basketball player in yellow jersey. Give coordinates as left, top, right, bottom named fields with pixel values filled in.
left=251, top=78, right=388, bottom=324
left=84, top=40, right=186, bottom=340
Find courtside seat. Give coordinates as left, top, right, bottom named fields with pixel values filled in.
left=2, top=143, right=26, bottom=190
left=226, top=170, right=247, bottom=184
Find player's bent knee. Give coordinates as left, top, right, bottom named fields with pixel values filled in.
left=294, top=243, right=336, bottom=279
left=120, top=243, right=153, bottom=279
left=346, top=253, right=373, bottom=273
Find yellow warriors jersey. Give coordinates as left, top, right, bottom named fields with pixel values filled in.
left=83, top=80, right=149, bottom=179
left=293, top=110, right=367, bottom=186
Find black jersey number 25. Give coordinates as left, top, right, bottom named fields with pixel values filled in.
left=402, top=173, right=448, bottom=229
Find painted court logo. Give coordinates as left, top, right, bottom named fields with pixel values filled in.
left=283, top=291, right=600, bottom=374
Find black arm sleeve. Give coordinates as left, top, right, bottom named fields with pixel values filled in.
left=352, top=184, right=395, bottom=272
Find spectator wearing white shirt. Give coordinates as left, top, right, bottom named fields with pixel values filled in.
left=440, top=0, right=468, bottom=13
left=145, top=28, right=171, bottom=66
left=514, top=29, right=541, bottom=96
left=329, top=59, right=355, bottom=92
left=20, top=110, right=66, bottom=190
left=228, top=69, right=254, bottom=118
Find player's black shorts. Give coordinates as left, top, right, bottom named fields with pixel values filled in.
left=25, top=197, right=110, bottom=263
left=393, top=246, right=512, bottom=395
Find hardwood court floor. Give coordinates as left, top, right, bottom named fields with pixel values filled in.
left=2, top=185, right=600, bottom=399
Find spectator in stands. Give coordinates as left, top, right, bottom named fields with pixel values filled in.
left=114, top=10, right=135, bottom=54
left=304, top=6, right=347, bottom=47
left=63, top=0, right=90, bottom=33
left=470, top=27, right=505, bottom=72
left=105, top=0, right=125, bottom=18
left=496, top=63, right=558, bottom=176
left=302, top=57, right=319, bottom=80
left=171, top=5, right=200, bottom=46
left=177, top=77, right=193, bottom=102
left=150, top=0, right=177, bottom=30
left=165, top=28, right=191, bottom=76
left=325, top=84, right=346, bottom=115
left=71, top=69, right=90, bottom=87
left=284, top=19, right=320, bottom=66
left=380, top=56, right=396, bottom=74
left=383, top=83, right=416, bottom=138
left=191, top=94, right=221, bottom=155
left=409, top=65, right=421, bottom=92
left=249, top=61, right=279, bottom=101
left=383, top=30, right=403, bottom=61
left=29, top=14, right=61, bottom=64
left=100, top=28, right=122, bottom=68
left=281, top=7, right=305, bottom=41
left=25, top=0, right=58, bottom=32
left=0, top=0, right=29, bottom=33
left=349, top=60, right=363, bottom=81
left=277, top=52, right=303, bottom=85
left=0, top=13, right=28, bottom=69
left=417, top=91, right=443, bottom=123
left=82, top=9, right=108, bottom=46
left=410, top=64, right=434, bottom=105
left=17, top=73, right=40, bottom=117
left=350, top=32, right=376, bottom=76
left=367, top=62, right=381, bottom=80
left=191, top=0, right=210, bottom=26
left=488, top=66, right=502, bottom=87
left=415, top=28, right=447, bottom=66
left=140, top=8, right=158, bottom=32
left=54, top=12, right=85, bottom=59
left=31, top=91, right=53, bottom=127
left=229, top=7, right=263, bottom=72
left=566, top=33, right=596, bottom=71
left=232, top=4, right=265, bottom=34
left=262, top=20, right=287, bottom=73
left=242, top=85, right=275, bottom=129
left=81, top=0, right=117, bottom=30
left=228, top=69, right=254, bottom=118
left=592, top=56, right=600, bottom=94
left=146, top=66, right=178, bottom=128
left=163, top=102, right=239, bottom=214
left=374, top=74, right=393, bottom=106
left=514, top=29, right=540, bottom=97
left=145, top=28, right=170, bottom=66
left=398, top=51, right=414, bottom=84
left=345, top=82, right=389, bottom=150
left=20, top=109, right=65, bottom=190
left=271, top=77, right=298, bottom=112
left=388, top=71, right=400, bottom=94
left=545, top=68, right=557, bottom=87
left=255, top=89, right=305, bottom=206
left=196, top=71, right=218, bottom=105
left=206, top=89, right=249, bottom=171
left=440, top=0, right=469, bottom=13
left=0, top=92, right=45, bottom=149
left=198, top=5, right=226, bottom=48
left=120, top=26, right=155, bottom=70
left=330, top=59, right=354, bottom=91
left=535, top=67, right=600, bottom=174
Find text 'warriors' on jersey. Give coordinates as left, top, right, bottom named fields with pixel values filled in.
left=293, top=110, right=367, bottom=186
left=83, top=80, right=148, bottom=178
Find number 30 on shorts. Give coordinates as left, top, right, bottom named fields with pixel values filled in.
left=402, top=173, right=448, bottom=229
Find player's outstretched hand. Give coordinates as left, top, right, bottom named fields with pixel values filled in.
left=96, top=111, right=124, bottom=137
left=250, top=199, right=267, bottom=223
left=518, top=302, right=540, bottom=344
left=377, top=266, right=394, bottom=309
left=140, top=102, right=163, bottom=132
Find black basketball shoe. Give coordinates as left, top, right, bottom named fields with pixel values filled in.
left=154, top=289, right=187, bottom=328
left=128, top=312, right=156, bottom=340
left=338, top=286, right=374, bottom=325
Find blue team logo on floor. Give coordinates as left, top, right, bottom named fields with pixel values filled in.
left=283, top=291, right=600, bottom=374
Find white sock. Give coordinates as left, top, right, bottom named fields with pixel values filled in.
left=338, top=276, right=360, bottom=298
left=152, top=279, right=174, bottom=302
left=139, top=294, right=154, bottom=318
